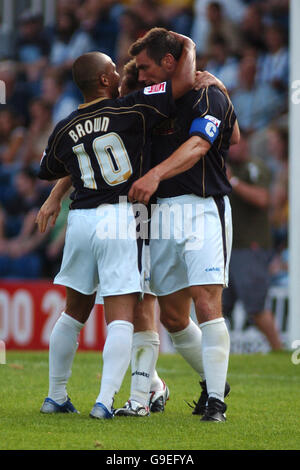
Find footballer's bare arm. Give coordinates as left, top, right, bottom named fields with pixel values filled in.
left=36, top=176, right=72, bottom=233
left=170, top=32, right=196, bottom=100
left=128, top=136, right=210, bottom=205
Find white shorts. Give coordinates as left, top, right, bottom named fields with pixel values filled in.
left=95, top=240, right=155, bottom=304
left=149, top=194, right=232, bottom=296
left=54, top=203, right=142, bottom=298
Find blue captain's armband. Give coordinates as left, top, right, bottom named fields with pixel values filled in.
left=189, top=115, right=221, bottom=144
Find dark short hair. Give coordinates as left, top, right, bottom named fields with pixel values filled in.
left=129, top=27, right=183, bottom=65
left=122, top=59, right=144, bottom=93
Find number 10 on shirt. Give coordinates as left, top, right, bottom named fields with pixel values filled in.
left=73, top=133, right=133, bottom=188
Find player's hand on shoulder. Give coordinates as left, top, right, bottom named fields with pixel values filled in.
left=194, top=71, right=227, bottom=95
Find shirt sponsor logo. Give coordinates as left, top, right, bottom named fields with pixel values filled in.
left=144, top=82, right=166, bottom=95
left=204, top=114, right=221, bottom=128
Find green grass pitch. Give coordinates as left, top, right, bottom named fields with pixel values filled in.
left=1, top=350, right=300, bottom=450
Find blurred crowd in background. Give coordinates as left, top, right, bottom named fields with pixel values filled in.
left=0, top=0, right=289, bottom=286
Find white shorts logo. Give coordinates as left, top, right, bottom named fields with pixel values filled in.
left=144, top=82, right=167, bottom=95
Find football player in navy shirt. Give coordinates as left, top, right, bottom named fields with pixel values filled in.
left=128, top=28, right=240, bottom=422
left=38, top=33, right=197, bottom=419
left=36, top=57, right=229, bottom=418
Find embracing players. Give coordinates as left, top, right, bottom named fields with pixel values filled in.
left=38, top=32, right=196, bottom=418
left=38, top=28, right=239, bottom=422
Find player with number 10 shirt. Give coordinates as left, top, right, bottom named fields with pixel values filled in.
left=39, top=81, right=175, bottom=208
left=38, top=37, right=197, bottom=419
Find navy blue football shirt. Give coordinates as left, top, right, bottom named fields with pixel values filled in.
left=39, top=81, right=175, bottom=209
left=151, top=85, right=236, bottom=198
